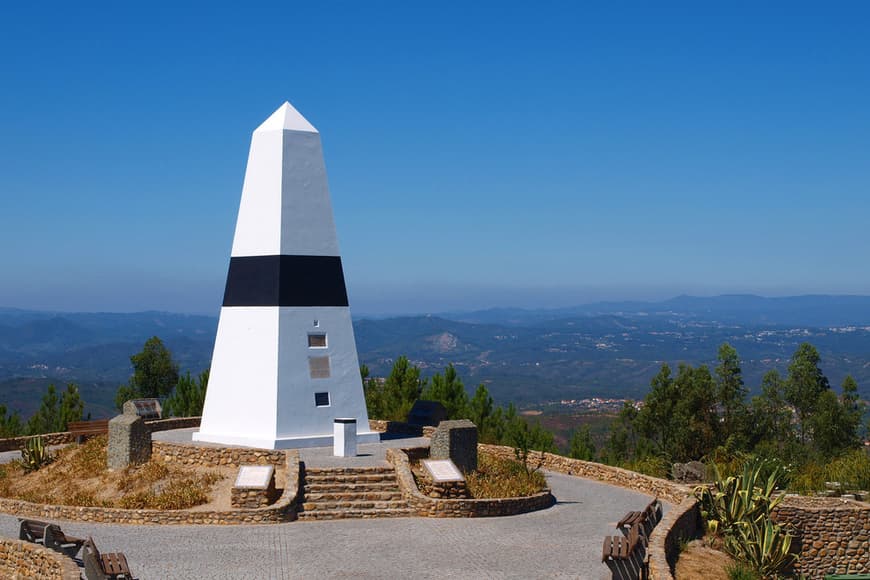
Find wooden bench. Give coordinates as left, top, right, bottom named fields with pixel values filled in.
left=617, top=498, right=662, bottom=536
left=45, top=523, right=86, bottom=558
left=68, top=419, right=110, bottom=443
left=603, top=523, right=648, bottom=580
left=83, top=537, right=133, bottom=580
left=19, top=518, right=85, bottom=558
left=19, top=518, right=50, bottom=544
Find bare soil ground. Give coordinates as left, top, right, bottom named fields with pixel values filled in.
left=674, top=539, right=734, bottom=580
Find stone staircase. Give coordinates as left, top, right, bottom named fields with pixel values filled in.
left=297, top=465, right=416, bottom=520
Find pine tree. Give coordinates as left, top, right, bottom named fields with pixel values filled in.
left=422, top=364, right=468, bottom=419
left=0, top=404, right=23, bottom=438
left=568, top=425, right=596, bottom=461
left=361, top=364, right=385, bottom=419
left=164, top=370, right=209, bottom=417
left=467, top=383, right=497, bottom=440
left=58, top=383, right=85, bottom=429
left=380, top=356, right=425, bottom=421
left=715, top=342, right=749, bottom=445
left=841, top=374, right=863, bottom=440
left=27, top=384, right=60, bottom=435
left=784, top=342, right=830, bottom=443
left=750, top=369, right=793, bottom=451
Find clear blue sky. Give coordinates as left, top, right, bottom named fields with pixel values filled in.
left=1, top=2, right=868, bottom=315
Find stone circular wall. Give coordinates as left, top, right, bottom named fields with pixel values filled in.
left=0, top=444, right=300, bottom=525
left=773, top=496, right=870, bottom=577
left=478, top=444, right=690, bottom=504
left=0, top=539, right=80, bottom=580
left=387, top=447, right=555, bottom=517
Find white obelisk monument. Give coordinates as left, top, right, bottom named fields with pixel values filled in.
left=194, top=102, right=379, bottom=449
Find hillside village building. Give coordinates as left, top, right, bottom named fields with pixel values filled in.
left=194, top=102, right=378, bottom=449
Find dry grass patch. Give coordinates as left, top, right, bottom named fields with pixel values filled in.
left=409, top=453, right=547, bottom=499
left=465, top=454, right=547, bottom=498
left=0, top=436, right=225, bottom=510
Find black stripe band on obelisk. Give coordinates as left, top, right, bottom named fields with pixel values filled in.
left=222, top=255, right=349, bottom=307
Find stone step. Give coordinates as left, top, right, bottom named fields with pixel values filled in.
left=304, top=481, right=398, bottom=494
left=304, top=491, right=404, bottom=503
left=303, top=473, right=397, bottom=484
left=304, top=466, right=394, bottom=475
left=297, top=507, right=417, bottom=520
left=301, top=499, right=408, bottom=511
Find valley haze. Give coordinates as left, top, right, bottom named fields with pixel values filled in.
left=1, top=294, right=868, bottom=420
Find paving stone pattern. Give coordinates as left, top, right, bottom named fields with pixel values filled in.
left=0, top=472, right=654, bottom=579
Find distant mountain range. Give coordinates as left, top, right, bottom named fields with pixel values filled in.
left=437, top=294, right=870, bottom=327
left=1, top=294, right=869, bottom=418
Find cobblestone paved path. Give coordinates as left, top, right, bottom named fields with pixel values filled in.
left=0, top=472, right=655, bottom=579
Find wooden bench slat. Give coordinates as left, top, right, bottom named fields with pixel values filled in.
left=103, top=552, right=131, bottom=575
left=85, top=536, right=132, bottom=578
left=68, top=419, right=109, bottom=432
left=603, top=523, right=647, bottom=562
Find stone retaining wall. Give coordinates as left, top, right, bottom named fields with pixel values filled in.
left=147, top=416, right=201, bottom=432
left=647, top=497, right=702, bottom=580
left=0, top=416, right=202, bottom=452
left=0, top=539, right=81, bottom=580
left=152, top=441, right=285, bottom=467
left=417, top=478, right=470, bottom=499
left=387, top=447, right=554, bottom=517
left=0, top=432, right=73, bottom=452
left=231, top=479, right=280, bottom=509
left=478, top=444, right=691, bottom=504
left=773, top=496, right=870, bottom=578
left=0, top=450, right=300, bottom=525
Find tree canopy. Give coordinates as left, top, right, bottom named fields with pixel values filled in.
left=26, top=383, right=84, bottom=435
left=115, top=336, right=179, bottom=409
left=163, top=369, right=209, bottom=418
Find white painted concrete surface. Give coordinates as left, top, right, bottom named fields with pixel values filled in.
left=195, top=102, right=376, bottom=450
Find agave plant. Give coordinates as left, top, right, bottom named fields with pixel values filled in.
left=724, top=518, right=794, bottom=578
left=695, top=456, right=794, bottom=578
left=20, top=435, right=53, bottom=472
left=694, top=457, right=786, bottom=536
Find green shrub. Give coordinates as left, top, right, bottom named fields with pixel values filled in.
left=705, top=446, right=752, bottom=479
left=624, top=454, right=670, bottom=479
left=790, top=448, right=870, bottom=493
left=725, top=562, right=760, bottom=580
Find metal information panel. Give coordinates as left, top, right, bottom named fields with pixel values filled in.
left=422, top=459, right=464, bottom=482
left=234, top=465, right=274, bottom=489
left=124, top=398, right=162, bottom=419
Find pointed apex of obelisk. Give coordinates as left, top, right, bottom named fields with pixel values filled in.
left=255, top=101, right=318, bottom=134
